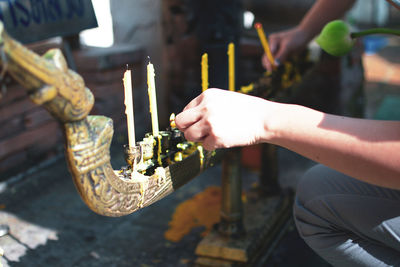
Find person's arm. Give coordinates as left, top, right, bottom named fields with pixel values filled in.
left=175, top=89, right=400, bottom=189
left=268, top=101, right=400, bottom=190
left=264, top=0, right=356, bottom=70
left=296, top=0, right=356, bottom=43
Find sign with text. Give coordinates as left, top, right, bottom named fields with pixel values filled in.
left=0, top=0, right=98, bottom=43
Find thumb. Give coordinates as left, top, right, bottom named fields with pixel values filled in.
left=269, top=34, right=284, bottom=67
left=274, top=44, right=289, bottom=66
left=262, top=53, right=273, bottom=71
left=269, top=36, right=279, bottom=55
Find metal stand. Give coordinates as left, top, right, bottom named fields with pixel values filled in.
left=195, top=146, right=292, bottom=266
left=218, top=148, right=245, bottom=237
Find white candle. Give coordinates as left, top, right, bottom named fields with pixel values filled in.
left=147, top=60, right=159, bottom=136
left=123, top=66, right=136, bottom=148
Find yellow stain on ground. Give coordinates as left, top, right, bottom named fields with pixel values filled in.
left=164, top=186, right=222, bottom=242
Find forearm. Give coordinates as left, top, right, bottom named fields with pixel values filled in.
left=176, top=89, right=400, bottom=189
left=265, top=103, right=400, bottom=189
left=299, top=0, right=356, bottom=41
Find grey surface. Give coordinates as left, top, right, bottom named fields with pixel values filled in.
left=0, top=141, right=326, bottom=267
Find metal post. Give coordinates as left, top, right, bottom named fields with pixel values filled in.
left=218, top=148, right=245, bottom=237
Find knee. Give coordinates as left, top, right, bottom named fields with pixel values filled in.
left=295, top=164, right=327, bottom=207
left=293, top=164, right=335, bottom=239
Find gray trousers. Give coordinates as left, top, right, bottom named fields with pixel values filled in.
left=293, top=164, right=400, bottom=266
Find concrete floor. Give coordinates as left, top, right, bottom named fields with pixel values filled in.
left=0, top=143, right=326, bottom=267
left=0, top=37, right=399, bottom=267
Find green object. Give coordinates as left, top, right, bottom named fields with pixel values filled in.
left=316, top=20, right=400, bottom=57
left=316, top=20, right=354, bottom=57
left=351, top=28, right=400, bottom=38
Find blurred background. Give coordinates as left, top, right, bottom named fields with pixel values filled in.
left=0, top=0, right=399, bottom=266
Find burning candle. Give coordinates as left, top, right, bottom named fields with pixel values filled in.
left=228, top=43, right=235, bottom=91
left=201, top=53, right=209, bottom=92
left=255, top=23, right=276, bottom=69
left=147, top=59, right=159, bottom=136
left=123, top=65, right=135, bottom=148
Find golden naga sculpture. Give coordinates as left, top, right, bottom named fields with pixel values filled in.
left=0, top=21, right=218, bottom=217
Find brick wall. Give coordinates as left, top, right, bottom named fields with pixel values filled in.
left=0, top=79, right=62, bottom=180
left=0, top=43, right=146, bottom=181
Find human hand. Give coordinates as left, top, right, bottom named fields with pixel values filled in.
left=263, top=26, right=309, bottom=71
left=175, top=89, right=275, bottom=151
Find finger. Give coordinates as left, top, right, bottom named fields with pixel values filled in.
left=269, top=34, right=279, bottom=55
left=274, top=44, right=289, bottom=65
left=182, top=120, right=210, bottom=142
left=175, top=107, right=203, bottom=130
left=269, top=36, right=285, bottom=70
left=274, top=58, right=281, bottom=67
left=202, top=135, right=218, bottom=151
left=262, top=53, right=273, bottom=72
left=183, top=93, right=204, bottom=111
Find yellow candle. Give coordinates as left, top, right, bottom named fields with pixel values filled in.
left=123, top=66, right=135, bottom=148
left=147, top=60, right=159, bottom=136
left=255, top=23, right=276, bottom=69
left=201, top=53, right=209, bottom=92
left=227, top=43, right=235, bottom=91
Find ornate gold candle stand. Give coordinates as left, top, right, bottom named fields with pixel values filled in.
left=0, top=21, right=220, bottom=217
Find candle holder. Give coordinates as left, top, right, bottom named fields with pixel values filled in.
left=123, top=144, right=142, bottom=171
left=139, top=136, right=155, bottom=161
left=159, top=131, right=171, bottom=154
left=0, top=21, right=220, bottom=217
